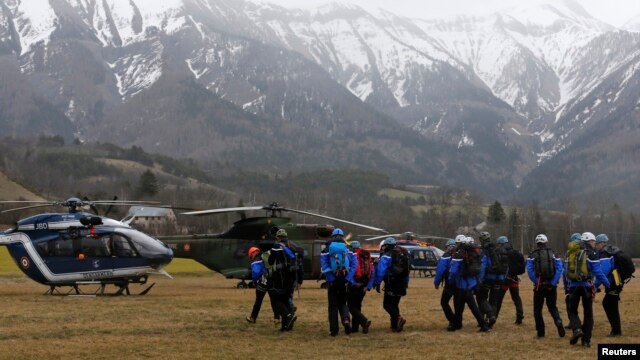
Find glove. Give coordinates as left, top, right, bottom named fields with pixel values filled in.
left=375, top=284, right=381, bottom=293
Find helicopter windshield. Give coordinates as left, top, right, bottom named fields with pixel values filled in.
left=116, top=228, right=169, bottom=258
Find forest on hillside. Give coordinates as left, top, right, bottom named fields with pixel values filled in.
left=1, top=136, right=639, bottom=256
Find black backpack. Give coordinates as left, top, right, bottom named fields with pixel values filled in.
left=488, top=245, right=509, bottom=274
left=460, top=244, right=482, bottom=277
left=532, top=248, right=555, bottom=281
left=507, top=249, right=525, bottom=276
left=389, top=246, right=410, bottom=276
left=606, top=245, right=635, bottom=283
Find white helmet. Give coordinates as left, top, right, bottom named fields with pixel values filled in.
left=581, top=232, right=596, bottom=242
left=454, top=235, right=466, bottom=243
left=465, top=236, right=475, bottom=244
left=535, top=234, right=548, bottom=243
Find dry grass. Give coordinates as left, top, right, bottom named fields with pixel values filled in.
left=0, top=251, right=638, bottom=359
left=0, top=171, right=43, bottom=201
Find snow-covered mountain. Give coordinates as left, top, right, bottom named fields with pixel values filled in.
left=0, top=0, right=639, bottom=208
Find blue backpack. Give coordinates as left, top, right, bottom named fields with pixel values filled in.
left=329, top=242, right=350, bottom=274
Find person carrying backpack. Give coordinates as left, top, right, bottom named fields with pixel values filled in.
left=275, top=229, right=304, bottom=315
left=347, top=241, right=374, bottom=334
left=448, top=236, right=490, bottom=332
left=564, top=232, right=583, bottom=331
left=268, top=234, right=298, bottom=332
left=320, top=228, right=357, bottom=336
left=594, top=233, right=634, bottom=337
left=374, top=237, right=410, bottom=332
left=526, top=234, right=565, bottom=339
left=494, top=236, right=525, bottom=325
left=476, top=231, right=498, bottom=328
left=564, top=232, right=610, bottom=348
left=246, top=246, right=279, bottom=324
left=434, top=237, right=460, bottom=331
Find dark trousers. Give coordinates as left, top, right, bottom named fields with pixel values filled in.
left=250, top=288, right=278, bottom=320
left=383, top=292, right=402, bottom=329
left=603, top=287, right=622, bottom=334
left=567, top=286, right=594, bottom=343
left=269, top=288, right=293, bottom=330
left=533, top=286, right=562, bottom=336
left=454, top=288, right=485, bottom=328
left=475, top=284, right=495, bottom=320
left=495, top=280, right=524, bottom=321
left=347, top=285, right=368, bottom=331
left=328, top=280, right=350, bottom=334
left=441, top=286, right=457, bottom=324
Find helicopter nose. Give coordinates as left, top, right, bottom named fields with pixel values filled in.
left=147, top=248, right=174, bottom=268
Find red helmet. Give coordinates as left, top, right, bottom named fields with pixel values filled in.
left=248, top=247, right=260, bottom=259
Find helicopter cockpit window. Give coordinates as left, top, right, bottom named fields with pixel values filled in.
left=112, top=234, right=137, bottom=257
left=116, top=228, right=168, bottom=258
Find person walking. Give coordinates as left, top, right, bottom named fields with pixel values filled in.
left=434, top=237, right=460, bottom=331
left=374, top=237, right=410, bottom=332
left=347, top=241, right=374, bottom=334
left=321, top=228, right=357, bottom=336
left=526, top=234, right=565, bottom=339
left=564, top=232, right=610, bottom=347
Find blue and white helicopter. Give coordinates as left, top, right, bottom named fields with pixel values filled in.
left=0, top=197, right=174, bottom=295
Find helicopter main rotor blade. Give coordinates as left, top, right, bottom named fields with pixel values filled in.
left=181, top=206, right=265, bottom=216
left=0, top=200, right=50, bottom=203
left=282, top=208, right=387, bottom=233
left=361, top=234, right=402, bottom=242
left=0, top=203, right=58, bottom=213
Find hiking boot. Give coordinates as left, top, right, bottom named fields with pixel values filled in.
left=362, top=320, right=371, bottom=334
left=246, top=316, right=256, bottom=324
left=343, top=320, right=352, bottom=335
left=534, top=334, right=544, bottom=339
left=555, top=319, right=565, bottom=338
left=478, top=325, right=491, bottom=333
left=396, top=317, right=406, bottom=332
left=330, top=330, right=338, bottom=337
left=570, top=329, right=583, bottom=345
left=488, top=316, right=496, bottom=328
left=446, top=323, right=458, bottom=332
left=607, top=331, right=622, bottom=337
left=515, top=316, right=523, bottom=325
left=581, top=341, right=590, bottom=348
left=284, top=314, right=297, bottom=331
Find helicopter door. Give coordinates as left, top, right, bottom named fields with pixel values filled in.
left=110, top=233, right=144, bottom=270
left=311, top=240, right=325, bottom=278
left=43, top=235, right=114, bottom=275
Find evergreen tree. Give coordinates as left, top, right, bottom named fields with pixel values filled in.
left=487, top=201, right=506, bottom=224
left=136, top=170, right=159, bottom=198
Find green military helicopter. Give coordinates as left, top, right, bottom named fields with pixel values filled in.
left=159, top=202, right=386, bottom=288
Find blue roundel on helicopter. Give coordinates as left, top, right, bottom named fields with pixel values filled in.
left=20, top=256, right=30, bottom=269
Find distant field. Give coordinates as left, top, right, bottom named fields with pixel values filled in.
left=0, top=171, right=43, bottom=201
left=0, top=248, right=638, bottom=359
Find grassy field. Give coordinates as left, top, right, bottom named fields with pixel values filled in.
left=0, top=249, right=638, bottom=359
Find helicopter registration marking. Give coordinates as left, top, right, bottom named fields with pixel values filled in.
left=82, top=270, right=114, bottom=279
left=20, top=256, right=30, bottom=269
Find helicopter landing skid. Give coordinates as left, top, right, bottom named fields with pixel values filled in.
left=44, top=277, right=155, bottom=296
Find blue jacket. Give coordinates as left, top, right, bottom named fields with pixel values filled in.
left=526, top=248, right=563, bottom=287
left=448, top=251, right=487, bottom=290
left=251, top=259, right=266, bottom=283
left=320, top=248, right=357, bottom=285
left=434, top=252, right=454, bottom=288
left=564, top=249, right=610, bottom=289
left=374, top=252, right=410, bottom=287
left=595, top=246, right=616, bottom=288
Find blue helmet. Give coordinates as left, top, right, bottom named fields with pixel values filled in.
left=331, top=228, right=344, bottom=236
left=350, top=241, right=361, bottom=249
left=570, top=233, right=581, bottom=241
left=445, top=239, right=456, bottom=247
left=382, top=237, right=396, bottom=246
left=496, top=236, right=508, bottom=244
left=595, top=234, right=609, bottom=243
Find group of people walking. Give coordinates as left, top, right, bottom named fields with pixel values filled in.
left=245, top=228, right=410, bottom=336
left=434, top=231, right=634, bottom=347
left=243, top=228, right=633, bottom=343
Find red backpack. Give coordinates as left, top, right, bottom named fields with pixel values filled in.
left=354, top=248, right=373, bottom=281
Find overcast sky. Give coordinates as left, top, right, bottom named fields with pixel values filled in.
left=255, top=0, right=640, bottom=27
